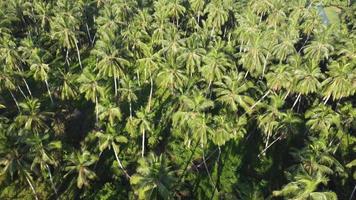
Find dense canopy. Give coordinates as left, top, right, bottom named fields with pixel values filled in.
left=0, top=0, right=355, bottom=199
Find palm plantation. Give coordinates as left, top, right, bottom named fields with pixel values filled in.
left=0, top=0, right=355, bottom=199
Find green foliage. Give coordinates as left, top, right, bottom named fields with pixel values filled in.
left=0, top=0, right=355, bottom=199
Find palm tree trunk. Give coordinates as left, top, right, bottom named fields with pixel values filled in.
left=22, top=78, right=33, bottom=97
left=202, top=150, right=216, bottom=191
left=251, top=90, right=271, bottom=110
left=349, top=184, right=356, bottom=200
left=292, top=93, right=301, bottom=110
left=65, top=49, right=70, bottom=66
left=259, top=134, right=282, bottom=157
left=323, top=95, right=330, bottom=105
left=129, top=101, right=133, bottom=119
left=262, top=54, right=269, bottom=77
left=283, top=90, right=290, bottom=100
left=15, top=66, right=32, bottom=97
left=45, top=79, right=53, bottom=103
left=9, top=90, right=20, bottom=112
left=75, top=41, right=82, bottom=69
left=46, top=164, right=58, bottom=196
left=177, top=141, right=199, bottom=184
left=114, top=76, right=117, bottom=97
left=264, top=131, right=272, bottom=155
left=141, top=129, right=145, bottom=157
left=95, top=96, right=99, bottom=124
left=17, top=86, right=28, bottom=99
left=147, top=75, right=153, bottom=112
left=85, top=23, right=93, bottom=46
left=136, top=70, right=140, bottom=86
left=112, top=145, right=131, bottom=179
left=25, top=175, right=39, bottom=200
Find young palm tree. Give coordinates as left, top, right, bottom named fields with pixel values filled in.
left=130, top=153, right=176, bottom=199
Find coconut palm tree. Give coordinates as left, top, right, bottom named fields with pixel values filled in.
left=97, top=100, right=122, bottom=126
left=50, top=2, right=83, bottom=68
left=57, top=70, right=77, bottom=100
left=15, top=98, right=50, bottom=133
left=128, top=107, right=153, bottom=157
left=238, top=34, right=270, bottom=77
left=322, top=60, right=355, bottom=103
left=93, top=31, right=129, bottom=96
left=95, top=125, right=130, bottom=178
left=156, top=58, right=187, bottom=95
left=130, top=153, right=175, bottom=200
left=200, top=46, right=231, bottom=89
left=214, top=73, right=255, bottom=113
left=118, top=76, right=138, bottom=119
left=177, top=36, right=206, bottom=77
left=26, top=132, right=61, bottom=196
left=0, top=131, right=39, bottom=200
left=77, top=68, right=105, bottom=123
left=303, top=29, right=334, bottom=62
left=173, top=92, right=214, bottom=147
left=204, top=0, right=230, bottom=36
left=64, top=150, right=97, bottom=189
left=305, top=104, right=340, bottom=137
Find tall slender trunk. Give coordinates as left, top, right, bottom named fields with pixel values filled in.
left=25, top=176, right=39, bottom=200
left=75, top=41, right=82, bottom=69
left=9, top=90, right=20, bottom=112
left=141, top=129, right=145, bottom=157
left=18, top=86, right=28, bottom=99
left=45, top=79, right=53, bottom=104
left=177, top=141, right=199, bottom=184
left=113, top=145, right=130, bottom=179
left=129, top=101, right=132, bottom=119
left=65, top=49, right=70, bottom=66
left=136, top=70, right=140, bottom=86
left=85, top=23, right=93, bottom=45
left=262, top=54, right=269, bottom=77
left=251, top=90, right=271, bottom=110
left=264, top=131, right=272, bottom=155
left=46, top=164, right=58, bottom=196
left=95, top=96, right=99, bottom=124
left=323, top=95, right=330, bottom=105
left=292, top=93, right=301, bottom=110
left=349, top=184, right=356, bottom=200
left=15, top=66, right=32, bottom=97
left=22, top=78, right=32, bottom=97
left=147, top=75, right=153, bottom=112
left=114, top=76, right=117, bottom=97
